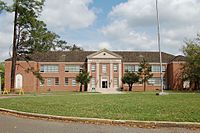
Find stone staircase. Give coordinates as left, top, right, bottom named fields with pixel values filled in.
left=95, top=88, right=124, bottom=94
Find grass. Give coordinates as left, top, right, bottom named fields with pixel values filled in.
left=0, top=92, right=200, bottom=122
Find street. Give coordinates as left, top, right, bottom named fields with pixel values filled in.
left=0, top=113, right=199, bottom=133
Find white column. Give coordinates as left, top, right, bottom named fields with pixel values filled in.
left=118, top=62, right=122, bottom=88
left=87, top=62, right=91, bottom=91
left=110, top=63, right=113, bottom=89
left=96, top=63, right=99, bottom=90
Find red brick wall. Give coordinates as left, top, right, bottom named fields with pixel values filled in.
left=5, top=61, right=85, bottom=92
left=167, top=61, right=185, bottom=90
left=5, top=61, right=38, bottom=92
left=4, top=60, right=182, bottom=92
left=121, top=63, right=168, bottom=91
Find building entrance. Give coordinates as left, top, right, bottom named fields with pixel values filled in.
left=102, top=81, right=108, bottom=88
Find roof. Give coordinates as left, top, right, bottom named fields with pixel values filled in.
left=6, top=50, right=175, bottom=63
left=170, top=55, right=186, bottom=62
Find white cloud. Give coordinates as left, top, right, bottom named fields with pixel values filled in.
left=0, top=13, right=13, bottom=62
left=98, top=42, right=111, bottom=49
left=41, top=0, right=96, bottom=31
left=101, top=20, right=155, bottom=50
left=102, top=0, right=200, bottom=54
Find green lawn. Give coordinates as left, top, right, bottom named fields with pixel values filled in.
left=0, top=92, right=200, bottom=122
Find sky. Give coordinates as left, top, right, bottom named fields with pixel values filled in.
left=0, top=0, right=200, bottom=62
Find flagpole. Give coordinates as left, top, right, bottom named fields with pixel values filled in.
left=155, top=0, right=164, bottom=94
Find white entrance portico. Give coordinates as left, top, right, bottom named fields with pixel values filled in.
left=87, top=49, right=122, bottom=92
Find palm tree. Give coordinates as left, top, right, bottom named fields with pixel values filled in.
left=76, top=70, right=91, bottom=92
left=138, top=58, right=153, bottom=92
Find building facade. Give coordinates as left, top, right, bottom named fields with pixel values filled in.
left=4, top=49, right=185, bottom=92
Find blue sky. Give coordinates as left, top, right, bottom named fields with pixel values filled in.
left=1, top=0, right=200, bottom=62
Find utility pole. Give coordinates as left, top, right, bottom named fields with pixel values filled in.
left=156, top=0, right=165, bottom=95
left=10, top=0, right=19, bottom=92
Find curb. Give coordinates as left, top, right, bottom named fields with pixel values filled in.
left=1, top=108, right=200, bottom=129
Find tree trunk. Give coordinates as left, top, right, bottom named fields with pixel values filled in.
left=80, top=84, right=82, bottom=92
left=144, top=81, right=146, bottom=92
left=84, top=84, right=87, bottom=91
left=129, top=84, right=132, bottom=91
left=10, top=1, right=18, bottom=92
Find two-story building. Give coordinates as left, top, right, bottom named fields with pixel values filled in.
left=4, top=49, right=185, bottom=92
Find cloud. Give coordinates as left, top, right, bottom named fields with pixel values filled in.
left=41, top=0, right=96, bottom=31
left=102, top=0, right=200, bottom=54
left=0, top=13, right=13, bottom=62
left=98, top=42, right=111, bottom=49
left=101, top=20, right=155, bottom=50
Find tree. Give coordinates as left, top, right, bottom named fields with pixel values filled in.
left=182, top=34, right=200, bottom=90
left=69, top=44, right=83, bottom=51
left=138, top=58, right=153, bottom=92
left=76, top=70, right=91, bottom=92
left=0, top=0, right=82, bottom=91
left=0, top=62, right=5, bottom=90
left=0, top=0, right=47, bottom=91
left=122, top=72, right=139, bottom=91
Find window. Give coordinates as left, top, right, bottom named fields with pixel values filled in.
left=40, top=65, right=59, bottom=73
left=55, top=77, right=59, bottom=85
left=148, top=78, right=161, bottom=85
left=91, top=64, right=96, bottom=72
left=134, top=65, right=139, bottom=72
left=47, top=78, right=53, bottom=86
left=162, top=66, right=166, bottom=72
left=91, top=78, right=95, bottom=88
left=72, top=78, right=76, bottom=86
left=65, top=65, right=80, bottom=72
left=113, top=64, right=118, bottom=72
left=102, top=64, right=107, bottom=73
left=125, top=65, right=134, bottom=72
left=114, top=78, right=118, bottom=87
left=151, top=65, right=160, bottom=72
left=65, top=77, right=69, bottom=86
left=151, top=65, right=166, bottom=72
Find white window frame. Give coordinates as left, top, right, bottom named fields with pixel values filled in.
left=65, top=65, right=80, bottom=72
left=55, top=77, right=59, bottom=85
left=65, top=77, right=69, bottom=86
left=113, top=64, right=118, bottom=72
left=114, top=78, right=118, bottom=88
left=72, top=78, right=76, bottom=86
left=91, top=78, right=95, bottom=88
left=91, top=64, right=96, bottom=72
left=40, top=65, right=59, bottom=73
left=47, top=78, right=53, bottom=86
left=102, top=64, right=107, bottom=73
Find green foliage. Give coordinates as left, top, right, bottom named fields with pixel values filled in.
left=69, top=44, right=83, bottom=51
left=122, top=72, right=139, bottom=91
left=1, top=0, right=82, bottom=89
left=76, top=70, right=91, bottom=92
left=1, top=0, right=82, bottom=56
left=138, top=58, right=153, bottom=91
left=0, top=0, right=6, bottom=12
left=0, top=62, right=5, bottom=89
left=182, top=34, right=200, bottom=90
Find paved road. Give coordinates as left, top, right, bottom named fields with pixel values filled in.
left=0, top=114, right=199, bottom=133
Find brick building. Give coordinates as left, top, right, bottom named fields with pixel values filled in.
left=4, top=49, right=185, bottom=92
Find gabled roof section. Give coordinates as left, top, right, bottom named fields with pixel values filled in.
left=170, top=55, right=186, bottom=62
left=87, top=48, right=122, bottom=59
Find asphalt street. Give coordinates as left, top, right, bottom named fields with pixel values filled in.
left=0, top=113, right=199, bottom=133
